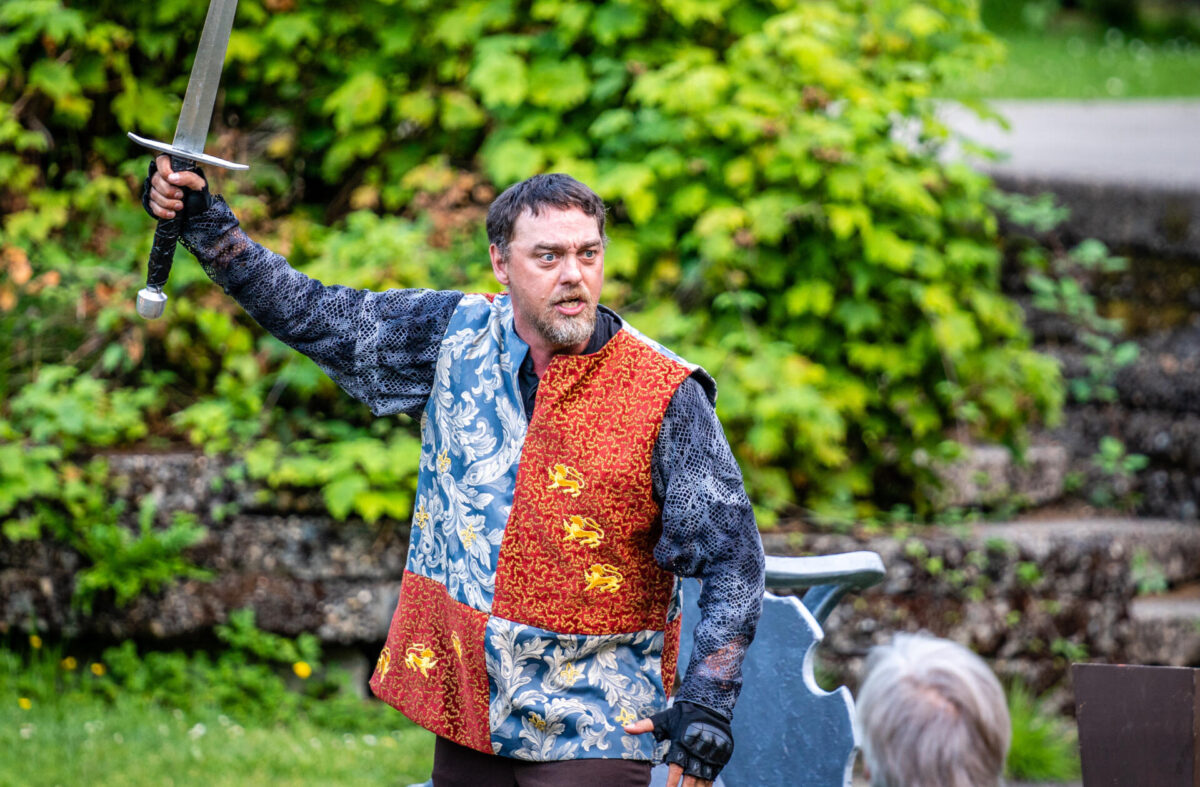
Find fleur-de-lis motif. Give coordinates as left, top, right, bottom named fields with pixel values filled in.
left=583, top=563, right=624, bottom=593
left=404, top=644, right=438, bottom=677
left=376, top=646, right=392, bottom=678
left=460, top=522, right=479, bottom=548
left=413, top=504, right=431, bottom=530
left=451, top=631, right=463, bottom=661
left=547, top=464, right=584, bottom=496
left=529, top=711, right=548, bottom=731
left=615, top=706, right=638, bottom=726
left=562, top=515, right=604, bottom=548
left=558, top=661, right=582, bottom=687
left=437, top=449, right=451, bottom=474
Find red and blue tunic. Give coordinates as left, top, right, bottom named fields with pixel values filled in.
left=370, top=293, right=700, bottom=760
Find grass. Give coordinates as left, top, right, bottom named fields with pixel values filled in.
left=1005, top=682, right=1082, bottom=783
left=945, top=10, right=1200, bottom=98
left=0, top=692, right=435, bottom=787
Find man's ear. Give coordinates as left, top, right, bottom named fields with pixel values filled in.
left=489, top=243, right=510, bottom=286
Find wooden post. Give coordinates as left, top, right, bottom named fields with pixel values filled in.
left=1073, top=663, right=1200, bottom=786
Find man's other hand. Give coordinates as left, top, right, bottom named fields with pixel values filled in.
left=143, top=155, right=209, bottom=221
left=624, top=701, right=733, bottom=787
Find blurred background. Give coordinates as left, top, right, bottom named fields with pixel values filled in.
left=2, top=0, right=1198, bottom=783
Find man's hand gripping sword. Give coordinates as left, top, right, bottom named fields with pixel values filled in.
left=127, top=0, right=247, bottom=319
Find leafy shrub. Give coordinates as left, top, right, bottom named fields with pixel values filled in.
left=1005, top=681, right=1081, bottom=782
left=2, top=0, right=1063, bottom=525
left=4, top=612, right=393, bottom=734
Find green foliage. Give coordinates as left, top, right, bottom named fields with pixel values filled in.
left=245, top=425, right=422, bottom=523
left=997, top=193, right=1137, bottom=405
left=1130, top=546, right=1168, bottom=596
left=2, top=615, right=410, bottom=740
left=215, top=608, right=321, bottom=667
left=72, top=504, right=211, bottom=614
left=1, top=0, right=1065, bottom=527
left=0, top=365, right=207, bottom=613
left=1089, top=435, right=1149, bottom=510
left=1005, top=681, right=1082, bottom=782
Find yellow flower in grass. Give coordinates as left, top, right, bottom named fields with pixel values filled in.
left=90, top=663, right=106, bottom=677
left=293, top=661, right=313, bottom=679
left=61, top=657, right=77, bottom=671
left=29, top=635, right=42, bottom=650
left=18, top=698, right=31, bottom=710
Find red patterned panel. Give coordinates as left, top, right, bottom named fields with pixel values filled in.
left=370, top=571, right=492, bottom=753
left=662, top=613, right=683, bottom=697
left=492, top=331, right=692, bottom=635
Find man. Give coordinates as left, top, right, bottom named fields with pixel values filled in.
left=144, top=158, right=765, bottom=787
left=855, top=633, right=1011, bottom=787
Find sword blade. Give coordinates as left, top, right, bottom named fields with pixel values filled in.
left=172, top=0, right=240, bottom=154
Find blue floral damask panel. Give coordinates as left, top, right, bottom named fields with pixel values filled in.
left=485, top=616, right=672, bottom=762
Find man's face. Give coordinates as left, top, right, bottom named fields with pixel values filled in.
left=489, top=207, right=605, bottom=354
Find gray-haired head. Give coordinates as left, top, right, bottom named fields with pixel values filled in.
left=856, top=633, right=1011, bottom=787
left=486, top=173, right=608, bottom=262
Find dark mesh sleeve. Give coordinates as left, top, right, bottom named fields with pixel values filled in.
left=651, top=375, right=765, bottom=719
left=180, top=198, right=463, bottom=417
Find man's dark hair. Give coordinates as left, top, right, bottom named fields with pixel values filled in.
left=486, top=173, right=608, bottom=260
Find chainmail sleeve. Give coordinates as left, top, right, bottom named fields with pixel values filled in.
left=180, top=198, right=463, bottom=417
left=651, top=374, right=765, bottom=720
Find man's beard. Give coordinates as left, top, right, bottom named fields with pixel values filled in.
left=514, top=288, right=597, bottom=349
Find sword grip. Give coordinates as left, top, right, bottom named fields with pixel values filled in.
left=138, top=156, right=197, bottom=320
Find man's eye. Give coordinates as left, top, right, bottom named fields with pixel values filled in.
left=581, top=250, right=597, bottom=259
left=540, top=253, right=556, bottom=263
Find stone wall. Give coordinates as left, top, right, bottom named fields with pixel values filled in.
left=1, top=453, right=405, bottom=645
left=768, top=520, right=1200, bottom=706
left=5, top=450, right=1199, bottom=716
left=999, top=174, right=1200, bottom=521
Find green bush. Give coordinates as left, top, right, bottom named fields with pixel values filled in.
left=2, top=0, right=1062, bottom=532
left=1006, top=681, right=1081, bottom=782
left=4, top=612, right=394, bottom=734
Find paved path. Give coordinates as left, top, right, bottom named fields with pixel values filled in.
left=942, top=99, right=1200, bottom=190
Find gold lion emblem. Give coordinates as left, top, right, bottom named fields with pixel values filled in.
left=547, top=464, right=584, bottom=497
left=584, top=563, right=624, bottom=593
left=376, top=646, right=392, bottom=677
left=562, top=515, right=604, bottom=548
left=404, top=644, right=439, bottom=677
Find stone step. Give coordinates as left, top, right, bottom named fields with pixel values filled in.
left=1126, top=582, right=1200, bottom=667
left=932, top=443, right=1068, bottom=509
left=942, top=100, right=1200, bottom=261
left=771, top=518, right=1200, bottom=693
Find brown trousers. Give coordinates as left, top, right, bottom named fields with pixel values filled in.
left=432, top=736, right=652, bottom=787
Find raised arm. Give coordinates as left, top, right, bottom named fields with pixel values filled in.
left=144, top=156, right=462, bottom=417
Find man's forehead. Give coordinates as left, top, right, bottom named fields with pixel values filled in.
left=511, top=206, right=602, bottom=244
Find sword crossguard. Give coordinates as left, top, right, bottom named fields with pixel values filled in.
left=127, top=132, right=248, bottom=171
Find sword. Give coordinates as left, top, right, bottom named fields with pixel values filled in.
left=127, top=0, right=248, bottom=320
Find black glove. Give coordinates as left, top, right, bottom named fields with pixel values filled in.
left=649, top=701, right=734, bottom=782
left=141, top=159, right=213, bottom=222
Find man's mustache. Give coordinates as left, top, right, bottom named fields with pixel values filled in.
left=551, top=290, right=591, bottom=306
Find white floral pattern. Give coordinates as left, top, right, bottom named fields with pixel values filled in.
left=486, top=617, right=668, bottom=761
left=405, top=294, right=528, bottom=612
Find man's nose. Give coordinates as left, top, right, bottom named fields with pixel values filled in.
left=558, top=253, right=584, bottom=284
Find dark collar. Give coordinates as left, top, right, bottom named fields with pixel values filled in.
left=519, top=304, right=621, bottom=370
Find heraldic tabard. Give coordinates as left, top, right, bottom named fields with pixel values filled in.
left=369, top=293, right=712, bottom=762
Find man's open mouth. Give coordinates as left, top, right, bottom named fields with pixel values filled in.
left=553, top=296, right=587, bottom=315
